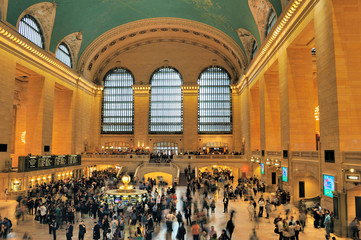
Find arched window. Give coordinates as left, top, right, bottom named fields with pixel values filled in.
left=149, top=67, right=183, bottom=134
left=198, top=66, right=232, bottom=133
left=265, top=9, right=277, bottom=37
left=251, top=39, right=258, bottom=60
left=101, top=68, right=134, bottom=134
left=18, top=14, right=44, bottom=49
left=56, top=43, right=72, bottom=68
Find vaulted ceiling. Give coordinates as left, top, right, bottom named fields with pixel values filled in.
left=5, top=0, right=286, bottom=82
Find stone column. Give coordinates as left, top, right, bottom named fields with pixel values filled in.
left=231, top=86, right=242, bottom=153
left=0, top=50, right=16, bottom=171
left=133, top=85, right=150, bottom=150
left=182, top=84, right=199, bottom=152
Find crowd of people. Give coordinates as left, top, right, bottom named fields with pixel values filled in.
left=0, top=165, right=352, bottom=240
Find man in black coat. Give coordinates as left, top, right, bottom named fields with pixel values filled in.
left=66, top=221, right=73, bottom=240
left=78, top=220, right=86, bottom=240
left=93, top=222, right=101, bottom=240
left=185, top=206, right=192, bottom=226
left=50, top=219, right=58, bottom=240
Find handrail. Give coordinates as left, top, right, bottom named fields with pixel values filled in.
left=134, top=162, right=144, bottom=178
left=171, top=163, right=180, bottom=184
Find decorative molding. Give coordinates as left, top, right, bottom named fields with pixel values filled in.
left=78, top=18, right=247, bottom=77
left=93, top=37, right=239, bottom=85
left=132, top=85, right=151, bottom=95
left=236, top=28, right=257, bottom=63
left=0, top=0, right=8, bottom=22
left=248, top=0, right=275, bottom=42
left=16, top=2, right=56, bottom=52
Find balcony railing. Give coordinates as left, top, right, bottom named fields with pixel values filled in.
left=291, top=151, right=319, bottom=160
left=343, top=151, right=361, bottom=165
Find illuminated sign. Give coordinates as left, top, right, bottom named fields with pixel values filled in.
left=345, top=173, right=360, bottom=182
left=18, top=155, right=81, bottom=172
left=261, top=163, right=265, bottom=174
left=323, top=174, right=335, bottom=198
left=282, top=167, right=288, bottom=182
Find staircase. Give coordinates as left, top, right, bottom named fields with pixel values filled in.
left=178, top=172, right=188, bottom=186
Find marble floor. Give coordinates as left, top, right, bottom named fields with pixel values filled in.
left=0, top=187, right=352, bottom=240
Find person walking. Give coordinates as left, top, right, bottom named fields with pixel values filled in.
left=226, top=218, right=235, bottom=239
left=265, top=200, right=271, bottom=219
left=176, top=222, right=186, bottom=240
left=78, top=221, right=86, bottom=240
left=66, top=221, right=73, bottom=240
left=191, top=221, right=200, bottom=240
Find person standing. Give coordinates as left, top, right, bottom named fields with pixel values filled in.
left=223, top=197, right=229, bottom=213
left=50, top=219, right=58, bottom=240
left=258, top=198, right=265, bottom=217
left=4, top=188, right=8, bottom=202
left=93, top=221, right=101, bottom=240
left=185, top=206, right=192, bottom=226
left=265, top=200, right=271, bottom=219
left=78, top=221, right=86, bottom=240
left=350, top=218, right=360, bottom=240
left=66, top=221, right=73, bottom=240
left=324, top=211, right=332, bottom=239
left=176, top=211, right=183, bottom=227
left=218, top=229, right=230, bottom=240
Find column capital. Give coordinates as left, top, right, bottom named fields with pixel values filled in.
left=132, top=85, right=150, bottom=95
left=182, top=84, right=199, bottom=95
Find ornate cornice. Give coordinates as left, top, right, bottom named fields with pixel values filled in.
left=93, top=37, right=239, bottom=85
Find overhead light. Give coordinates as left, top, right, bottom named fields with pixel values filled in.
left=350, top=168, right=355, bottom=173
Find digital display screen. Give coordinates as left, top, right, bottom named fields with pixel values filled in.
left=282, top=167, right=288, bottom=182
left=323, top=175, right=335, bottom=198
left=114, top=199, right=121, bottom=203
left=261, top=163, right=264, bottom=174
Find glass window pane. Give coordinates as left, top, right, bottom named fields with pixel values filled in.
left=101, top=68, right=134, bottom=134
left=18, top=15, right=44, bottom=49
left=56, top=43, right=72, bottom=68
left=149, top=67, right=183, bottom=134
left=198, top=66, right=232, bottom=134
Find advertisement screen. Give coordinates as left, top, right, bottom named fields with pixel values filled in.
left=323, top=175, right=335, bottom=198
left=261, top=163, right=265, bottom=174
left=282, top=167, right=288, bottom=182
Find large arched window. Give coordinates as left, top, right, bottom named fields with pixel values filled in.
left=56, top=43, right=72, bottom=68
left=265, top=9, right=277, bottom=37
left=198, top=66, right=232, bottom=133
left=101, top=68, right=134, bottom=134
left=149, top=67, right=183, bottom=134
left=18, top=14, right=44, bottom=49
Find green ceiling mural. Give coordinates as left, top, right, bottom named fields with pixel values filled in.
left=6, top=0, right=282, bottom=59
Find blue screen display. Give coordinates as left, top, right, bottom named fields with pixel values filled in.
left=282, top=167, right=288, bottom=182
left=323, top=175, right=335, bottom=198
left=261, top=163, right=264, bottom=174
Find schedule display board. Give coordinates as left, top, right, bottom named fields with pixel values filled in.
left=323, top=174, right=335, bottom=198
left=261, top=163, right=265, bottom=174
left=282, top=167, right=288, bottom=182
left=18, top=155, right=81, bottom=172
